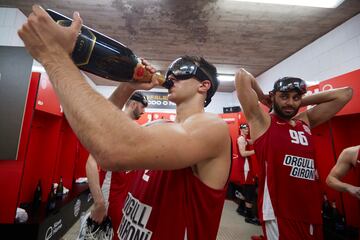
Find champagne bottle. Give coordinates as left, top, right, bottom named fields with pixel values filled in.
left=322, top=193, right=331, bottom=220
left=56, top=176, right=64, bottom=199
left=331, top=201, right=346, bottom=232
left=46, top=183, right=56, bottom=212
left=32, top=180, right=42, bottom=210
left=46, top=9, right=164, bottom=84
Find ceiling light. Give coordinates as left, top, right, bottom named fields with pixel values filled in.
left=218, top=74, right=235, bottom=82
left=229, top=0, right=345, bottom=8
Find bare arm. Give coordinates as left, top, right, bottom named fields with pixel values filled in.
left=237, top=136, right=255, bottom=157
left=234, top=69, right=270, bottom=141
left=19, top=6, right=230, bottom=189
left=86, top=155, right=107, bottom=223
left=296, top=87, right=353, bottom=128
left=326, top=146, right=360, bottom=199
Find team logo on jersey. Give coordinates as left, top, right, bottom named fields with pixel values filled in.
left=303, top=125, right=311, bottom=135
left=283, top=154, right=315, bottom=181
left=118, top=193, right=153, bottom=240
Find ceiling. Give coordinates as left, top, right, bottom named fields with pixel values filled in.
left=2, top=0, right=360, bottom=92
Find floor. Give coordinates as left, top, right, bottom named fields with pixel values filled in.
left=61, top=200, right=262, bottom=240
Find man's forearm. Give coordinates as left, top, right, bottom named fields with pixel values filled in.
left=86, top=156, right=105, bottom=205
left=250, top=76, right=266, bottom=101
left=301, top=87, right=352, bottom=107
left=326, top=175, right=353, bottom=193
left=240, top=150, right=255, bottom=157
left=109, top=83, right=135, bottom=109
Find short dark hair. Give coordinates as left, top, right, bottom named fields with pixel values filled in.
left=129, top=91, right=148, bottom=107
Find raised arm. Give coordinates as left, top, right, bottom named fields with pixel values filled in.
left=86, top=155, right=107, bottom=223
left=296, top=87, right=353, bottom=128
left=326, top=146, right=360, bottom=200
left=19, top=6, right=230, bottom=189
left=237, top=136, right=255, bottom=157
left=234, top=69, right=270, bottom=140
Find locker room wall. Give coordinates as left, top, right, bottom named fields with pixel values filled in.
left=0, top=72, right=91, bottom=223
left=54, top=120, right=79, bottom=190
left=18, top=111, right=62, bottom=207
left=0, top=72, right=39, bottom=223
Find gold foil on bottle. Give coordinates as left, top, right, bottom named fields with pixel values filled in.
left=133, top=64, right=165, bottom=85
left=74, top=29, right=96, bottom=66
left=57, top=20, right=96, bottom=66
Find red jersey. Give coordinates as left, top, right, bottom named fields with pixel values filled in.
left=254, top=114, right=322, bottom=224
left=244, top=137, right=256, bottom=185
left=356, top=149, right=360, bottom=184
left=100, top=170, right=134, bottom=240
left=237, top=135, right=256, bottom=185
left=117, top=167, right=227, bottom=240
left=355, top=148, right=360, bottom=195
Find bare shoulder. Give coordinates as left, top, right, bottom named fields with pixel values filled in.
left=238, top=135, right=246, bottom=144
left=185, top=113, right=231, bottom=189
left=183, top=112, right=230, bottom=147
left=184, top=112, right=229, bottom=134
left=294, top=111, right=310, bottom=126
left=142, top=119, right=173, bottom=127
left=343, top=145, right=360, bottom=165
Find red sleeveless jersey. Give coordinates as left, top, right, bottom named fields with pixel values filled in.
left=356, top=148, right=360, bottom=240
left=356, top=149, right=360, bottom=181
left=236, top=135, right=256, bottom=185
left=116, top=167, right=227, bottom=240
left=253, top=114, right=322, bottom=224
left=100, top=170, right=135, bottom=240
left=244, top=137, right=256, bottom=185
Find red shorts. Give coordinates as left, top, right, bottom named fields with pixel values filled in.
left=262, top=217, right=323, bottom=240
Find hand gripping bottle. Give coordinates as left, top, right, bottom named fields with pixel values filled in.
left=46, top=9, right=164, bottom=84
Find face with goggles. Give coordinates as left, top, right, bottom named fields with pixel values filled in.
left=270, top=77, right=307, bottom=120
left=239, top=124, right=249, bottom=135
left=163, top=57, right=218, bottom=107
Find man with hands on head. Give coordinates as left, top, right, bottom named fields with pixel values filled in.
left=235, top=68, right=352, bottom=240
left=18, top=5, right=231, bottom=240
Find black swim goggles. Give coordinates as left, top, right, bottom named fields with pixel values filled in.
left=272, top=77, right=307, bottom=95
left=163, top=58, right=213, bottom=90
left=163, top=57, right=217, bottom=107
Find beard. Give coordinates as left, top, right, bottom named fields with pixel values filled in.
left=273, top=101, right=299, bottom=120
left=133, top=109, right=142, bottom=120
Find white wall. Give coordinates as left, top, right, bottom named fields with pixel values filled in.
left=255, top=13, right=360, bottom=92
left=206, top=91, right=239, bottom=113
left=0, top=8, right=26, bottom=46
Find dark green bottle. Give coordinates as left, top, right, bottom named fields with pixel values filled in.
left=46, top=9, right=164, bottom=84
left=56, top=176, right=64, bottom=199
left=32, top=179, right=42, bottom=210
left=46, top=183, right=56, bottom=212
